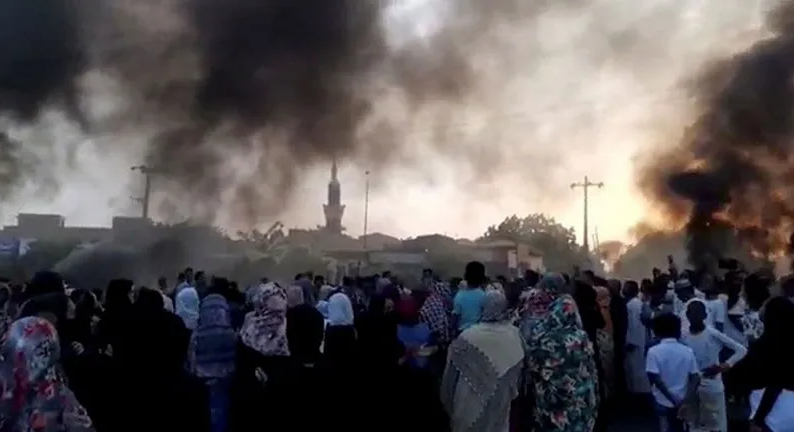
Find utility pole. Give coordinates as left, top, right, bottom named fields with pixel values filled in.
left=362, top=170, right=370, bottom=252
left=130, top=165, right=155, bottom=220
left=570, top=176, right=603, bottom=252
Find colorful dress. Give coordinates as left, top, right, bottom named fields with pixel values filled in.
left=595, top=286, right=615, bottom=401
left=521, top=273, right=599, bottom=432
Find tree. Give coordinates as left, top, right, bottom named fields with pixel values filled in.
left=481, top=213, right=593, bottom=272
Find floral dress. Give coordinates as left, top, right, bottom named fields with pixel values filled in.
left=524, top=294, right=599, bottom=432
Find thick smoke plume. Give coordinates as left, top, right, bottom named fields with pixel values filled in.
left=641, top=0, right=794, bottom=266
left=0, top=0, right=557, bottom=227
left=0, top=0, right=772, bottom=238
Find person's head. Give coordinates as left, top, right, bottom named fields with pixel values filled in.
left=395, top=296, right=420, bottom=326
left=652, top=312, right=681, bottom=340
left=523, top=269, right=540, bottom=288
left=640, top=278, right=653, bottom=295
left=286, top=285, right=305, bottom=308
left=652, top=267, right=662, bottom=279
left=674, top=278, right=695, bottom=302
left=685, top=299, right=708, bottom=328
left=313, top=275, right=325, bottom=286
left=105, top=278, right=134, bottom=310
left=607, top=279, right=622, bottom=297
left=648, top=278, right=668, bottom=304
left=595, top=285, right=610, bottom=308
left=209, top=276, right=230, bottom=296
left=157, top=276, right=168, bottom=292
left=464, top=261, right=486, bottom=288
left=194, top=271, right=207, bottom=288
left=760, top=296, right=794, bottom=342
left=135, top=287, right=165, bottom=313
left=177, top=272, right=186, bottom=284
left=19, top=291, right=72, bottom=326
left=4, top=317, right=61, bottom=382
left=537, top=272, right=567, bottom=296
left=480, top=290, right=510, bottom=323
left=327, top=292, right=355, bottom=326
left=744, top=273, right=771, bottom=311
left=623, top=280, right=639, bottom=298
left=25, top=271, right=64, bottom=299
left=184, top=267, right=194, bottom=283
left=69, top=288, right=98, bottom=322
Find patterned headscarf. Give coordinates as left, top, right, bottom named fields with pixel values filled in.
left=480, top=290, right=510, bottom=323
left=286, top=285, right=305, bottom=308
left=239, top=282, right=290, bottom=356
left=190, top=294, right=237, bottom=378
left=0, top=317, right=94, bottom=432
left=420, top=282, right=453, bottom=345
left=520, top=273, right=567, bottom=319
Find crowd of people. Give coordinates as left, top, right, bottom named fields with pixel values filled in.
left=0, top=259, right=792, bottom=432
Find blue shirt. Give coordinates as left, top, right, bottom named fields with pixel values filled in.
left=397, top=322, right=432, bottom=369
left=453, top=288, right=486, bottom=331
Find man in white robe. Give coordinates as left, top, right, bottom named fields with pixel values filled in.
left=624, top=281, right=651, bottom=395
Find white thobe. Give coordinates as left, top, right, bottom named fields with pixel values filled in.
left=625, top=296, right=651, bottom=394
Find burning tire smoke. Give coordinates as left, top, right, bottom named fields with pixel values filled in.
left=640, top=0, right=794, bottom=266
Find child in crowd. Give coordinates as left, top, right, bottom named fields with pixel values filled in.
left=681, top=299, right=747, bottom=432
left=646, top=313, right=700, bottom=432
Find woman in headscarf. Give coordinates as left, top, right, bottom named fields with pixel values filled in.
left=441, top=290, right=525, bottom=432
left=229, top=282, right=292, bottom=432
left=112, top=287, right=210, bottom=432
left=595, top=285, right=615, bottom=403
left=323, top=292, right=358, bottom=367
left=175, top=283, right=200, bottom=332
left=96, top=278, right=134, bottom=361
left=420, top=281, right=454, bottom=380
left=0, top=316, right=95, bottom=432
left=190, top=290, right=237, bottom=432
left=285, top=285, right=325, bottom=365
left=420, top=282, right=453, bottom=348
left=284, top=285, right=342, bottom=430
left=521, top=273, right=598, bottom=432
left=60, top=289, right=108, bottom=430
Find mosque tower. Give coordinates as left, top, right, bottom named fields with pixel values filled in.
left=323, top=159, right=345, bottom=234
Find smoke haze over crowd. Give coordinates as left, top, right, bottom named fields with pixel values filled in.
left=0, top=0, right=775, bottom=239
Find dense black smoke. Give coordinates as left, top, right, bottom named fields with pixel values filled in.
left=0, top=0, right=534, bottom=226
left=642, top=1, right=794, bottom=266
left=0, top=0, right=85, bottom=123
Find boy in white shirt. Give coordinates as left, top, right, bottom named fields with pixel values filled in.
left=681, top=299, right=747, bottom=432
left=646, top=313, right=701, bottom=432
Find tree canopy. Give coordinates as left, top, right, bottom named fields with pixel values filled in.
left=481, top=213, right=596, bottom=272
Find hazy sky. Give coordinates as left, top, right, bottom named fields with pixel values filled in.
left=2, top=0, right=772, bottom=244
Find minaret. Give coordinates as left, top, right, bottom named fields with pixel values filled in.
left=323, top=159, right=345, bottom=234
